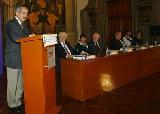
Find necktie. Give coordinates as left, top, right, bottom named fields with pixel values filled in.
left=20, top=23, right=23, bottom=29
left=120, top=39, right=125, bottom=46
left=63, top=43, right=71, bottom=54
left=95, top=42, right=101, bottom=51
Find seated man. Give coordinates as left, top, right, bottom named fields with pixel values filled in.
left=109, top=31, right=125, bottom=50
left=87, top=32, right=105, bottom=56
left=55, top=32, right=74, bottom=99
left=132, top=31, right=143, bottom=46
left=122, top=30, right=132, bottom=47
left=55, top=32, right=74, bottom=58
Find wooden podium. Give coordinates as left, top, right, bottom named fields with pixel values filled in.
left=17, top=35, right=59, bottom=114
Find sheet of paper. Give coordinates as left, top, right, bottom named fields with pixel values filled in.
left=43, top=34, right=58, bottom=47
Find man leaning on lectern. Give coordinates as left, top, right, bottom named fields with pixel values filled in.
left=5, top=5, right=32, bottom=114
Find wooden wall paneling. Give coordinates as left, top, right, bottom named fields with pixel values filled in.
left=107, top=0, right=132, bottom=39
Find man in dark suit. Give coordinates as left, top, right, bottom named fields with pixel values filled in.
left=87, top=32, right=105, bottom=56
left=109, top=31, right=124, bottom=50
left=55, top=32, right=74, bottom=101
left=132, top=31, right=143, bottom=46
left=55, top=32, right=74, bottom=59
left=5, top=5, right=31, bottom=114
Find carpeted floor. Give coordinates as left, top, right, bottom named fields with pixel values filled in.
left=1, top=71, right=160, bottom=114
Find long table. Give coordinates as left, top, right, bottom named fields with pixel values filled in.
left=61, top=46, right=160, bottom=101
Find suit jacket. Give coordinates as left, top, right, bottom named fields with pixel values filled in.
left=75, top=42, right=89, bottom=55
left=55, top=41, right=74, bottom=67
left=109, top=37, right=123, bottom=50
left=55, top=42, right=74, bottom=59
left=87, top=40, right=104, bottom=56
left=5, top=18, right=31, bottom=69
left=132, top=37, right=143, bottom=46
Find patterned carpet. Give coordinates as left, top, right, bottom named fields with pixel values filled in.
left=1, top=72, right=160, bottom=114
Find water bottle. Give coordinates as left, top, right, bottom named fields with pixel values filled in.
left=135, top=44, right=139, bottom=50
left=154, top=41, right=157, bottom=46
left=106, top=47, right=110, bottom=56
left=145, top=42, right=149, bottom=48
left=122, top=45, right=125, bottom=52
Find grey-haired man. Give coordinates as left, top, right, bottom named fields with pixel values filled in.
left=5, top=5, right=31, bottom=114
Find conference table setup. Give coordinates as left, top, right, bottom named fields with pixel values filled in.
left=61, top=45, right=160, bottom=101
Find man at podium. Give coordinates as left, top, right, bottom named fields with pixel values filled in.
left=5, top=5, right=31, bottom=114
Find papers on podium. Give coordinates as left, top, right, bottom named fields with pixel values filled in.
left=43, top=34, right=58, bottom=47
left=42, top=34, right=57, bottom=69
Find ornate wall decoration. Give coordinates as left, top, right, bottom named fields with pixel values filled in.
left=87, top=9, right=98, bottom=26
left=134, top=0, right=153, bottom=43
left=137, top=3, right=152, bottom=24
left=24, top=0, right=65, bottom=34
left=81, top=0, right=106, bottom=41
